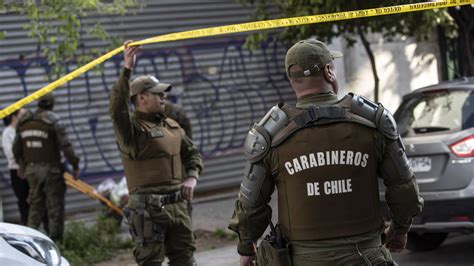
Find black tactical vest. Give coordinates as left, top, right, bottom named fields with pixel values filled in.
left=121, top=118, right=183, bottom=193
left=17, top=114, right=60, bottom=163
left=274, top=103, right=383, bottom=241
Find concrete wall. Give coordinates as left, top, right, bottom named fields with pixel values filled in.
left=329, top=33, right=440, bottom=113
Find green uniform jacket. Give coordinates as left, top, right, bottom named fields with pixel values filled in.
left=229, top=92, right=424, bottom=255
left=109, top=68, right=203, bottom=181
left=12, top=108, right=80, bottom=171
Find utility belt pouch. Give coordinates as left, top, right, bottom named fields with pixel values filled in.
left=124, top=197, right=163, bottom=246
left=256, top=224, right=292, bottom=266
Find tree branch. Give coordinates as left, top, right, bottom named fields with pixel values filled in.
left=357, top=25, right=380, bottom=102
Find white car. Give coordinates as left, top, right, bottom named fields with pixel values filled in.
left=0, top=222, right=70, bottom=266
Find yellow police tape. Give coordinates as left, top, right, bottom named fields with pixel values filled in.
left=1, top=0, right=472, bottom=119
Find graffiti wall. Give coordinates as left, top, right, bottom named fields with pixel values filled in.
left=0, top=0, right=295, bottom=222
left=0, top=31, right=293, bottom=221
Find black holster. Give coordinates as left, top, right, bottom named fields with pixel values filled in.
left=256, top=224, right=292, bottom=266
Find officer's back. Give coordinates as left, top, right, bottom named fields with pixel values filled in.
left=229, top=39, right=423, bottom=266
left=13, top=93, right=79, bottom=242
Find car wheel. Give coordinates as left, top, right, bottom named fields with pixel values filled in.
left=406, top=232, right=448, bottom=251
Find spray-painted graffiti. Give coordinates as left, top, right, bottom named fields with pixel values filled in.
left=0, top=38, right=293, bottom=179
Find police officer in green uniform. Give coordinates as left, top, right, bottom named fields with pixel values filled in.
left=229, top=39, right=424, bottom=266
left=13, top=93, right=80, bottom=242
left=109, top=41, right=203, bottom=266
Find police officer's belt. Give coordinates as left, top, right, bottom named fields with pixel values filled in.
left=129, top=191, right=182, bottom=209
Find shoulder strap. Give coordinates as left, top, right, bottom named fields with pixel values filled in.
left=137, top=120, right=155, bottom=131
left=165, top=117, right=180, bottom=128
left=271, top=94, right=381, bottom=147
left=271, top=104, right=346, bottom=147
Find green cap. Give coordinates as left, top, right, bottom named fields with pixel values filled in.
left=130, top=75, right=172, bottom=97
left=285, top=39, right=343, bottom=78
left=38, top=93, right=55, bottom=108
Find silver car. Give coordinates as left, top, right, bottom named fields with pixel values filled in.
left=391, top=77, right=474, bottom=251
left=0, top=222, right=70, bottom=265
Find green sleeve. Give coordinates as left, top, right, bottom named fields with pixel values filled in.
left=166, top=104, right=193, bottom=139
left=54, top=121, right=80, bottom=170
left=379, top=136, right=424, bottom=235
left=109, top=68, right=138, bottom=157
left=180, top=131, right=203, bottom=179
left=228, top=153, right=276, bottom=255
left=176, top=109, right=193, bottom=139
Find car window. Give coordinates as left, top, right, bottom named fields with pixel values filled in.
left=395, top=90, right=474, bottom=137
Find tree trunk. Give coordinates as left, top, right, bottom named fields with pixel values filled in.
left=448, top=6, right=474, bottom=76
left=357, top=26, right=380, bottom=102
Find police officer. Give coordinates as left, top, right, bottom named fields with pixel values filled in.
left=229, top=39, right=424, bottom=266
left=13, top=93, right=80, bottom=241
left=109, top=41, right=203, bottom=266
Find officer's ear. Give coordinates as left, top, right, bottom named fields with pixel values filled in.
left=323, top=63, right=337, bottom=83
left=137, top=93, right=147, bottom=104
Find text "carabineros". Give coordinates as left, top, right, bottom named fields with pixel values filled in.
left=284, top=150, right=369, bottom=175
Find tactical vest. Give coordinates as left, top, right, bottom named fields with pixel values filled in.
left=273, top=100, right=383, bottom=241
left=122, top=118, right=183, bottom=192
left=18, top=114, right=60, bottom=163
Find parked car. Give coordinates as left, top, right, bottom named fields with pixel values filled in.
left=383, top=77, right=474, bottom=251
left=0, top=222, right=70, bottom=265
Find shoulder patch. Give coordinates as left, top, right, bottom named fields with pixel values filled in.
left=149, top=128, right=164, bottom=138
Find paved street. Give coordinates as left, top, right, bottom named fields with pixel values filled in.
left=192, top=193, right=474, bottom=266
left=90, top=191, right=474, bottom=265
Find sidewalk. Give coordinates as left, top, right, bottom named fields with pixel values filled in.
left=191, top=191, right=277, bottom=266
left=192, top=193, right=241, bottom=265
left=195, top=245, right=239, bottom=266
left=86, top=190, right=277, bottom=265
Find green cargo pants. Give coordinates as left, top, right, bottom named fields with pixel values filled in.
left=25, top=163, right=66, bottom=242
left=290, top=234, right=394, bottom=266
left=126, top=191, right=196, bottom=266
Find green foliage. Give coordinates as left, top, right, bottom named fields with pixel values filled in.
left=58, top=216, right=132, bottom=265
left=1, top=0, right=139, bottom=78
left=237, top=0, right=455, bottom=49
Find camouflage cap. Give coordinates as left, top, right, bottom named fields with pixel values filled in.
left=130, top=75, right=172, bottom=97
left=38, top=93, right=55, bottom=108
left=285, top=39, right=343, bottom=78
